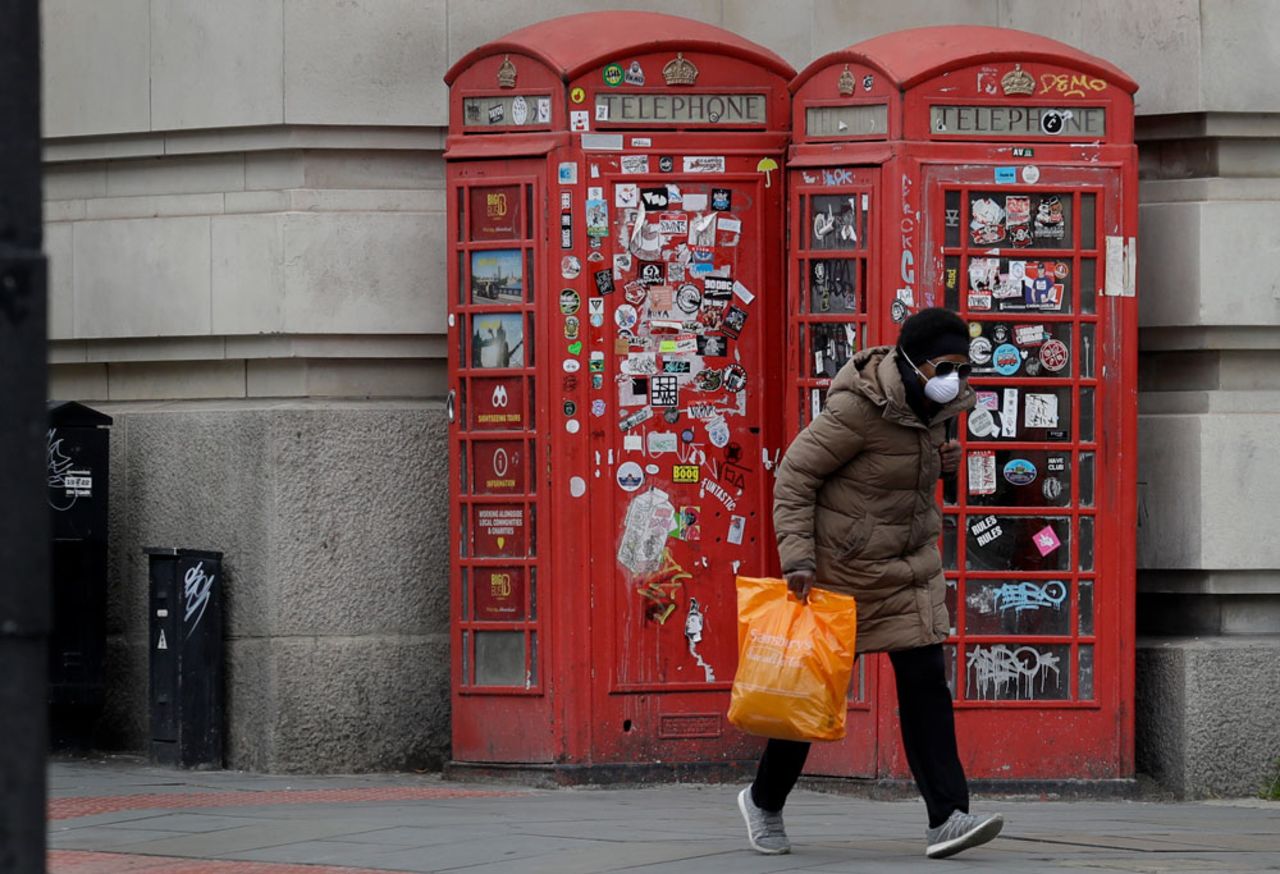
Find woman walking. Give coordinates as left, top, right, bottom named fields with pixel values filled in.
left=737, top=307, right=1004, bottom=859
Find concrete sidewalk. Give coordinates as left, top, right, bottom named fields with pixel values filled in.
left=49, top=757, right=1280, bottom=873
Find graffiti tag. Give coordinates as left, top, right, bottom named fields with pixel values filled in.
left=966, top=644, right=1061, bottom=700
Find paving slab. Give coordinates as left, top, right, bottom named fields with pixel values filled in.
left=47, top=757, right=1280, bottom=874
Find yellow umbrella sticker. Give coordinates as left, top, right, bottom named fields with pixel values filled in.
left=756, top=157, right=779, bottom=188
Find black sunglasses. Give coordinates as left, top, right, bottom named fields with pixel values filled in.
left=930, top=360, right=972, bottom=379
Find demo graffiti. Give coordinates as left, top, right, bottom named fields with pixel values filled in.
left=966, top=644, right=1061, bottom=700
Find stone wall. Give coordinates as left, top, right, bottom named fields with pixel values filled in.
left=98, top=402, right=451, bottom=772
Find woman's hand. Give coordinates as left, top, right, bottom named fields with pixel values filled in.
left=786, top=570, right=816, bottom=604
left=939, top=439, right=962, bottom=474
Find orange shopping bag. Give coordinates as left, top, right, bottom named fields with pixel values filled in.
left=727, top=576, right=857, bottom=742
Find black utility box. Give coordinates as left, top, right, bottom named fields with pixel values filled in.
left=47, top=401, right=112, bottom=725
left=146, top=547, right=224, bottom=768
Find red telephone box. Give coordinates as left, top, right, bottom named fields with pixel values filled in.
left=787, top=27, right=1138, bottom=782
left=444, top=13, right=794, bottom=773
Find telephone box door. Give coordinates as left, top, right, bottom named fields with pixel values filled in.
left=586, top=150, right=787, bottom=764
left=785, top=165, right=883, bottom=778
left=448, top=158, right=561, bottom=763
left=874, top=161, right=1133, bottom=779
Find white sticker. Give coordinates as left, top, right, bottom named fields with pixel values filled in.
left=967, top=450, right=997, bottom=495
left=718, top=216, right=742, bottom=234
left=595, top=101, right=610, bottom=121
left=648, top=432, right=679, bottom=454
left=1021, top=165, right=1041, bottom=184
left=563, top=359, right=581, bottom=373
left=624, top=433, right=643, bottom=452
left=536, top=97, right=551, bottom=124
left=570, top=476, right=587, bottom=497
left=157, top=629, right=168, bottom=650
left=706, top=416, right=730, bottom=448
left=447, top=313, right=455, bottom=327
left=570, top=110, right=590, bottom=132
left=682, top=193, right=708, bottom=211
left=621, top=155, right=650, bottom=174
left=617, top=460, right=645, bottom=492
left=566, top=419, right=581, bottom=434
left=630, top=137, right=652, bottom=148
left=1025, top=393, right=1060, bottom=429
left=558, top=162, right=579, bottom=185
left=617, top=488, right=675, bottom=576
left=644, top=463, right=660, bottom=475
left=683, top=156, right=726, bottom=173
left=587, top=185, right=604, bottom=201
left=968, top=407, right=995, bottom=438
left=615, top=183, right=639, bottom=208
left=727, top=515, right=746, bottom=546
left=1001, top=388, right=1019, bottom=438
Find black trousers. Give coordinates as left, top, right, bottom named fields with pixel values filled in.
left=750, top=644, right=969, bottom=829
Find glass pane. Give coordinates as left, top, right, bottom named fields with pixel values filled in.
left=456, top=186, right=466, bottom=243
left=461, top=630, right=470, bottom=685
left=1080, top=193, right=1096, bottom=250
left=943, top=514, right=958, bottom=570
left=525, top=185, right=535, bottom=243
left=524, top=312, right=534, bottom=366
left=965, top=255, right=1072, bottom=315
left=526, top=250, right=535, bottom=304
left=529, top=503, right=537, bottom=556
left=1079, top=516, right=1095, bottom=572
left=1080, top=387, right=1095, bottom=442
left=966, top=514, right=1071, bottom=572
left=470, top=249, right=524, bottom=304
left=530, top=566, right=538, bottom=620
left=808, top=258, right=860, bottom=313
left=458, top=504, right=469, bottom=557
left=1080, top=452, right=1095, bottom=507
left=967, top=321, right=1073, bottom=378
left=526, top=438, right=537, bottom=494
left=529, top=631, right=538, bottom=686
left=1080, top=323, right=1096, bottom=379
left=945, top=578, right=958, bottom=635
left=964, top=449, right=1072, bottom=507
left=810, top=321, right=858, bottom=377
left=475, top=631, right=526, bottom=686
left=811, top=386, right=829, bottom=423
left=460, top=567, right=469, bottom=620
left=810, top=194, right=861, bottom=251
left=458, top=443, right=469, bottom=494
left=965, top=578, right=1071, bottom=635
left=1077, top=644, right=1095, bottom=700
left=852, top=654, right=867, bottom=702
left=471, top=313, right=526, bottom=368
left=469, top=186, right=522, bottom=241
left=944, top=189, right=961, bottom=247
left=474, top=566, right=526, bottom=621
left=472, top=504, right=526, bottom=557
left=457, top=251, right=466, bottom=306
left=967, top=191, right=1072, bottom=249
left=526, top=377, right=536, bottom=430
left=944, top=645, right=958, bottom=699
left=1078, top=579, right=1094, bottom=636
left=945, top=255, right=961, bottom=311
left=1079, top=258, right=1096, bottom=314
left=472, top=440, right=525, bottom=495
left=965, top=643, right=1070, bottom=701
left=965, top=386, right=1073, bottom=443
left=943, top=471, right=958, bottom=507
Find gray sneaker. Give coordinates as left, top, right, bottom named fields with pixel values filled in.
left=737, top=787, right=791, bottom=855
left=926, top=810, right=1004, bottom=859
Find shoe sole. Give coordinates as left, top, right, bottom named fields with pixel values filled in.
left=926, top=813, right=1004, bottom=859
left=737, top=789, right=790, bottom=855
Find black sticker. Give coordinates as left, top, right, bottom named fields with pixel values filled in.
left=696, top=334, right=728, bottom=357
left=563, top=400, right=576, bottom=416
left=640, top=187, right=669, bottom=209
left=711, top=188, right=731, bottom=211
left=659, top=156, right=674, bottom=172
left=721, top=305, right=748, bottom=339
left=702, top=276, right=733, bottom=300
left=594, top=269, right=615, bottom=295
left=639, top=262, right=665, bottom=286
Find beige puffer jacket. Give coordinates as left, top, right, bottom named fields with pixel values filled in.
left=773, top=345, right=975, bottom=654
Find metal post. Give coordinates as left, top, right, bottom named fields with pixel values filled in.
left=0, top=0, right=49, bottom=871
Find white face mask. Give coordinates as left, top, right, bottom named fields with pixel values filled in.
left=902, top=349, right=962, bottom=404
left=923, top=371, right=961, bottom=404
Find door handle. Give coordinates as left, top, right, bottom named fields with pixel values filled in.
left=446, top=389, right=456, bottom=425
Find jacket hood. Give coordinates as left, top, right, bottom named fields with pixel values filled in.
left=829, top=345, right=975, bottom=429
